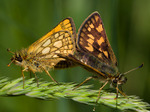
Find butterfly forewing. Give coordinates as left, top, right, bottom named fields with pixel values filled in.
left=77, top=12, right=117, bottom=66
left=26, top=18, right=76, bottom=69
left=28, top=18, right=76, bottom=54
left=35, top=31, right=74, bottom=58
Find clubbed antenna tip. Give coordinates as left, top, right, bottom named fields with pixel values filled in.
left=139, top=63, right=144, bottom=68
left=7, top=48, right=15, bottom=54
left=123, top=63, right=144, bottom=75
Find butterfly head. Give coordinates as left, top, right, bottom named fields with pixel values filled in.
left=111, top=63, right=143, bottom=86
left=7, top=49, right=26, bottom=67
left=11, top=53, right=23, bottom=65
left=111, top=74, right=127, bottom=86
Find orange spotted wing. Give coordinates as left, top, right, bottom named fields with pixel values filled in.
left=71, top=12, right=119, bottom=77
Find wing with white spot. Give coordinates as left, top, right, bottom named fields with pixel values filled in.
left=34, top=31, right=75, bottom=59
left=27, top=18, right=76, bottom=55
left=26, top=18, right=76, bottom=68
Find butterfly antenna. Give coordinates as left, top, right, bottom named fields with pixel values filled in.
left=7, top=58, right=15, bottom=67
left=7, top=48, right=15, bottom=54
left=123, top=63, right=144, bottom=75
left=7, top=48, right=15, bottom=67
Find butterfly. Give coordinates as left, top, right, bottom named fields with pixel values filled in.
left=7, top=17, right=76, bottom=88
left=59, top=12, right=143, bottom=103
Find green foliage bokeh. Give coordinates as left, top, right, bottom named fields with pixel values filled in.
left=0, top=0, right=150, bottom=112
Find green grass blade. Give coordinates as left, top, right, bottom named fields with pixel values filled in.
left=0, top=77, right=149, bottom=111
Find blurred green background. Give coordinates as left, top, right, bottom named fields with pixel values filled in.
left=0, top=0, right=150, bottom=112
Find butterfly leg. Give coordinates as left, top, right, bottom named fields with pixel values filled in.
left=116, top=83, right=119, bottom=99
left=21, top=67, right=27, bottom=89
left=115, top=85, right=127, bottom=109
left=29, top=71, right=32, bottom=78
left=73, top=76, right=93, bottom=90
left=42, top=67, right=58, bottom=84
left=115, top=86, right=126, bottom=98
left=115, top=83, right=127, bottom=99
left=96, top=80, right=109, bottom=103
left=114, top=83, right=119, bottom=108
left=93, top=81, right=109, bottom=111
left=32, top=72, right=39, bottom=87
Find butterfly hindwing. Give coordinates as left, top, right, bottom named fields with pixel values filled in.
left=77, top=12, right=117, bottom=66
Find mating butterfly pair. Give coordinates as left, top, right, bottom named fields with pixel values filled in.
left=8, top=12, right=143, bottom=103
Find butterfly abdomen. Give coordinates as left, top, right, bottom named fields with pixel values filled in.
left=54, top=60, right=76, bottom=69
left=74, top=49, right=118, bottom=77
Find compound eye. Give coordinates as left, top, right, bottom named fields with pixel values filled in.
left=16, top=55, right=23, bottom=62
left=113, top=79, right=117, bottom=83
left=121, top=77, right=127, bottom=83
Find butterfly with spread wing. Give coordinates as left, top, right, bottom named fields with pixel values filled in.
left=8, top=17, right=76, bottom=88
left=59, top=12, right=143, bottom=103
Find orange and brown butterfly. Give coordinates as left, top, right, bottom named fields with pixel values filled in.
left=59, top=11, right=143, bottom=103
left=7, top=17, right=76, bottom=88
